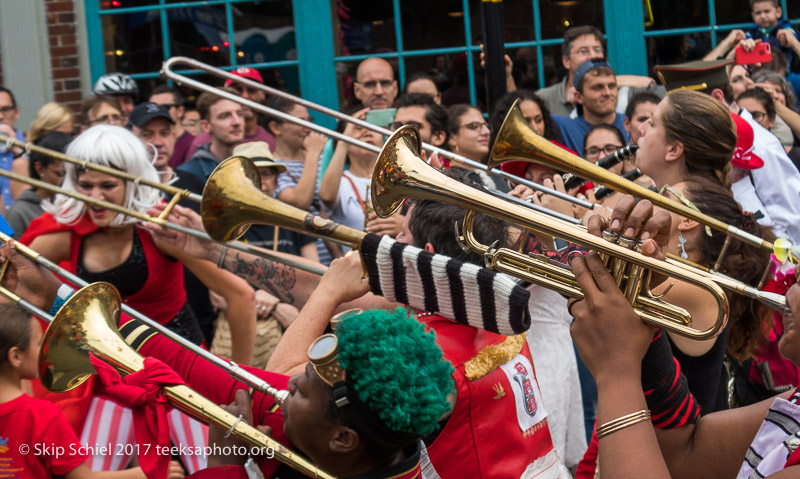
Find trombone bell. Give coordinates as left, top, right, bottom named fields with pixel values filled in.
left=39, top=283, right=132, bottom=392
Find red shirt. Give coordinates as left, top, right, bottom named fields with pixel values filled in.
left=0, top=394, right=86, bottom=478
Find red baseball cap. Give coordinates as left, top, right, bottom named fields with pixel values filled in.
left=224, top=67, right=264, bottom=87
left=730, top=113, right=764, bottom=170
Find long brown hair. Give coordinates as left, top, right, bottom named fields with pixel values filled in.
left=663, top=90, right=736, bottom=188
left=684, top=176, right=774, bottom=361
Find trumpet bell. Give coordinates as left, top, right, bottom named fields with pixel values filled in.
left=202, top=156, right=263, bottom=242
left=38, top=282, right=137, bottom=393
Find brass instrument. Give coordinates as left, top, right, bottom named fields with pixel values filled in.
left=0, top=133, right=198, bottom=222
left=160, top=57, right=597, bottom=212
left=39, top=282, right=334, bottom=478
left=0, top=231, right=288, bottom=400
left=201, top=156, right=366, bottom=249
left=373, top=126, right=733, bottom=340
left=488, top=100, right=775, bottom=258
left=487, top=100, right=793, bottom=306
left=0, top=164, right=325, bottom=276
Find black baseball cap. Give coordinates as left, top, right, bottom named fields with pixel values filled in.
left=128, top=102, right=175, bottom=128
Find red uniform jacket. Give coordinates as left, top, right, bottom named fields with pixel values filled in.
left=419, top=313, right=562, bottom=478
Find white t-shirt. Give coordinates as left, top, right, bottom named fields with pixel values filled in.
left=740, top=109, right=800, bottom=244
left=322, top=170, right=370, bottom=253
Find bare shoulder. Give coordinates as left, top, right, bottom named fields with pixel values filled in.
left=28, top=231, right=72, bottom=263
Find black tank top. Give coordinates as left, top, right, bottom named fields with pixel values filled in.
left=76, top=229, right=148, bottom=297
left=669, top=326, right=729, bottom=414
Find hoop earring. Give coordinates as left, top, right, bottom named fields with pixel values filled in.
left=678, top=232, right=688, bottom=259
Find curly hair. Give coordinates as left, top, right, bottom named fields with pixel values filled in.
left=334, top=308, right=453, bottom=450
left=684, top=177, right=775, bottom=361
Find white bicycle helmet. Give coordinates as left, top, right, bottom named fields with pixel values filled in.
left=93, top=72, right=139, bottom=97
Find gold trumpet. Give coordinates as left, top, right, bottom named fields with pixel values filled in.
left=373, top=126, right=731, bottom=340
left=39, top=282, right=335, bottom=479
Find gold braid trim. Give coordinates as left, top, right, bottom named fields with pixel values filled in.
left=464, top=333, right=527, bottom=381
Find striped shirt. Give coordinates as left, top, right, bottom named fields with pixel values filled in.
left=274, top=158, right=333, bottom=265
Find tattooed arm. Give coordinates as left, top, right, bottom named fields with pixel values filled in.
left=146, top=204, right=395, bottom=310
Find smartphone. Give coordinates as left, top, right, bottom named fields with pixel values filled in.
left=735, top=43, right=771, bottom=65
left=365, top=108, right=396, bottom=129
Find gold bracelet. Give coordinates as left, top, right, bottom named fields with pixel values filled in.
left=596, top=409, right=651, bottom=440
left=216, top=244, right=229, bottom=269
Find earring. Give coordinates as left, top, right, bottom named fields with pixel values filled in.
left=678, top=232, right=688, bottom=259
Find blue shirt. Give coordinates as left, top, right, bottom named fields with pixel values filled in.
left=0, top=129, right=25, bottom=209
left=550, top=113, right=629, bottom=157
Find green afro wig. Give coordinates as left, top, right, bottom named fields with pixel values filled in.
left=336, top=307, right=454, bottom=438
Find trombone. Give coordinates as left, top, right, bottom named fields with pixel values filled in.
left=488, top=100, right=790, bottom=268
left=160, top=56, right=598, bottom=211
left=0, top=163, right=325, bottom=277
left=0, top=132, right=201, bottom=218
left=38, top=282, right=335, bottom=479
left=0, top=231, right=289, bottom=403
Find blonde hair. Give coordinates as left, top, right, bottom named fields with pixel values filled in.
left=43, top=125, right=161, bottom=227
left=27, top=102, right=73, bottom=143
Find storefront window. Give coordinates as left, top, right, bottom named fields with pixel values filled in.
left=101, top=12, right=163, bottom=74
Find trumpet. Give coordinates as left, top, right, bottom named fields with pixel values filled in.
left=0, top=231, right=289, bottom=401
left=39, top=282, right=335, bottom=479
left=373, top=126, right=739, bottom=340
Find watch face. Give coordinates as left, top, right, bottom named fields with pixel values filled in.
left=309, top=334, right=338, bottom=362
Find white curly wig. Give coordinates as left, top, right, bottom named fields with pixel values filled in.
left=43, top=124, right=161, bottom=227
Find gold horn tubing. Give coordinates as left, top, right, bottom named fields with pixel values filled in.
left=202, top=156, right=367, bottom=247
left=39, top=283, right=335, bottom=479
left=0, top=133, right=200, bottom=204
left=376, top=126, right=727, bottom=340
left=160, top=57, right=596, bottom=213
left=465, top=211, right=693, bottom=328
left=487, top=100, right=774, bottom=253
left=0, top=167, right=325, bottom=277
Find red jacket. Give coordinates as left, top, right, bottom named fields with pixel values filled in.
left=418, top=313, right=562, bottom=478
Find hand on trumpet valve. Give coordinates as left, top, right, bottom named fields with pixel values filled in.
left=569, top=251, right=655, bottom=383
left=145, top=204, right=211, bottom=261
left=585, top=194, right=671, bottom=262
left=0, top=241, right=61, bottom=309
left=206, top=389, right=273, bottom=468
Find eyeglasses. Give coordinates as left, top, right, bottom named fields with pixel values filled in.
left=460, top=121, right=490, bottom=132
left=355, top=79, right=394, bottom=90
left=0, top=105, right=16, bottom=114
left=659, top=184, right=713, bottom=237
left=389, top=120, right=424, bottom=131
left=574, top=46, right=605, bottom=57
left=181, top=119, right=199, bottom=128
left=749, top=111, right=767, bottom=122
left=585, top=144, right=623, bottom=158
left=87, top=114, right=124, bottom=127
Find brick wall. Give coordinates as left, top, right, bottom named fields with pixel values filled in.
left=46, top=0, right=81, bottom=113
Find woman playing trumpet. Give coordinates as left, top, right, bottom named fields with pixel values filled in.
left=569, top=198, right=800, bottom=479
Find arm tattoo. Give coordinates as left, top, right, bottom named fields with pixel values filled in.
left=226, top=251, right=297, bottom=305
